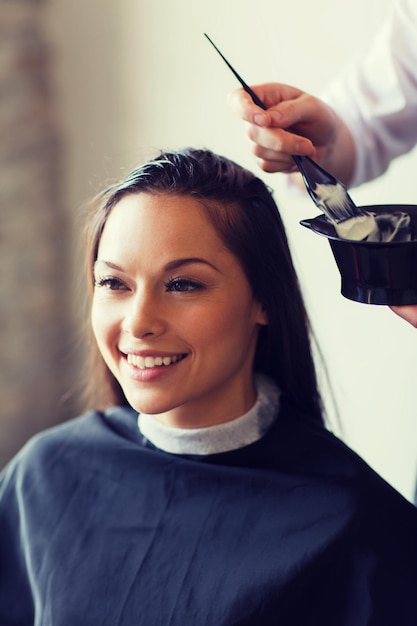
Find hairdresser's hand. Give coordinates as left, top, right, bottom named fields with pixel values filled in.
left=228, top=83, right=356, bottom=185
left=390, top=305, right=417, bottom=328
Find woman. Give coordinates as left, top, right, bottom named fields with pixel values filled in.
left=1, top=148, right=416, bottom=625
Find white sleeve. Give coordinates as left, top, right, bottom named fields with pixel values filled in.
left=322, top=0, right=417, bottom=188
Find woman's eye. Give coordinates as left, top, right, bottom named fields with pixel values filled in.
left=165, top=278, right=203, bottom=293
left=94, top=276, right=127, bottom=291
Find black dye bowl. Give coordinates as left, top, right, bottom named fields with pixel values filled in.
left=300, top=204, right=417, bottom=305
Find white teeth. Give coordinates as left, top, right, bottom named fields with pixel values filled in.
left=127, top=354, right=184, bottom=369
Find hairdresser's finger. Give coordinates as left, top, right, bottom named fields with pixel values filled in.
left=228, top=83, right=308, bottom=126
left=250, top=83, right=307, bottom=112
left=246, top=122, right=315, bottom=158
left=250, top=141, right=297, bottom=170
left=227, top=87, right=264, bottom=123
left=227, top=85, right=286, bottom=126
left=389, top=305, right=417, bottom=328
left=256, top=155, right=298, bottom=174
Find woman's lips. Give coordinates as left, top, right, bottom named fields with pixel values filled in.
left=122, top=352, right=188, bottom=383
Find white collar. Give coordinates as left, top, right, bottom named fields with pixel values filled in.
left=137, top=375, right=280, bottom=455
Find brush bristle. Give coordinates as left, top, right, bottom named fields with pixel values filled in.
left=315, top=182, right=359, bottom=222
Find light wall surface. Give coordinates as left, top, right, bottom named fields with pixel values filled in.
left=43, top=0, right=417, bottom=500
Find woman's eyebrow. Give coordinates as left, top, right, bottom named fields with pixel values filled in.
left=94, top=258, right=221, bottom=273
left=94, top=260, right=124, bottom=272
left=164, top=257, right=221, bottom=273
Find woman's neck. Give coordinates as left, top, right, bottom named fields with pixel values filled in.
left=137, top=375, right=280, bottom=455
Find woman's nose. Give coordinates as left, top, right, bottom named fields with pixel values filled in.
left=121, top=292, right=166, bottom=339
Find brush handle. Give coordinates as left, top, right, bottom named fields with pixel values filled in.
left=242, top=84, right=267, bottom=110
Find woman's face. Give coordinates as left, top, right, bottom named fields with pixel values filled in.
left=91, top=193, right=267, bottom=428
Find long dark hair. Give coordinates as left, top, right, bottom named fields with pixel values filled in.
left=84, top=148, right=324, bottom=424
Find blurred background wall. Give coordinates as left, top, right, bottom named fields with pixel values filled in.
left=0, top=0, right=75, bottom=466
left=2, top=0, right=417, bottom=501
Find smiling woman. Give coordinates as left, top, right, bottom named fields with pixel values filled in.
left=91, top=192, right=267, bottom=428
left=84, top=148, right=323, bottom=424
left=1, top=148, right=417, bottom=624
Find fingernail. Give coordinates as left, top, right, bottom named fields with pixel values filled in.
left=295, top=141, right=310, bottom=154
left=253, top=113, right=267, bottom=125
